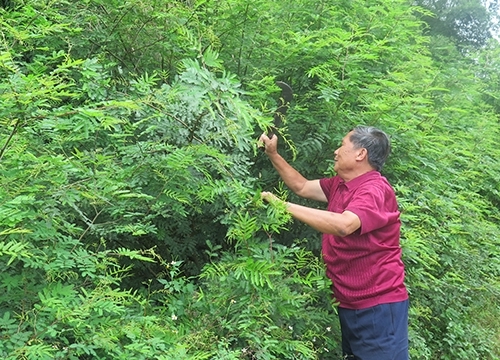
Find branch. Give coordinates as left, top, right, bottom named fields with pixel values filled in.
left=0, top=118, right=21, bottom=161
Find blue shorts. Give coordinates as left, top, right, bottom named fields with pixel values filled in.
left=338, top=300, right=409, bottom=360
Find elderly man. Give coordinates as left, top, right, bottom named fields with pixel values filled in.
left=260, top=126, right=409, bottom=360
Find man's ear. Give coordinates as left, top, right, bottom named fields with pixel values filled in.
left=356, top=148, right=368, bottom=161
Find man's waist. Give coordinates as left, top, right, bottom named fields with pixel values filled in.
left=333, top=285, right=408, bottom=309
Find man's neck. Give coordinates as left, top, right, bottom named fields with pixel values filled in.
left=340, top=168, right=376, bottom=183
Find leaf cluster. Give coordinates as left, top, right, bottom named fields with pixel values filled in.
left=1, top=0, right=500, bottom=359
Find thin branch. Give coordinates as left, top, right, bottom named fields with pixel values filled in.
left=0, top=118, right=21, bottom=161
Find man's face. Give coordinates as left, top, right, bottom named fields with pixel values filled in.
left=334, top=131, right=360, bottom=174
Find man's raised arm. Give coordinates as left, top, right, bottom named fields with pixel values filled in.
left=259, top=133, right=327, bottom=202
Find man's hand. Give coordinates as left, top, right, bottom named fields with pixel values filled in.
left=261, top=191, right=280, bottom=204
left=259, top=133, right=278, bottom=155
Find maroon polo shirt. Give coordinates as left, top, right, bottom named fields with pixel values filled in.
left=319, top=170, right=408, bottom=309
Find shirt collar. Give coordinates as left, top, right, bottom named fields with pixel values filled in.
left=342, top=170, right=380, bottom=191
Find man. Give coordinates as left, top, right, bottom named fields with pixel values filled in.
left=260, top=126, right=409, bottom=360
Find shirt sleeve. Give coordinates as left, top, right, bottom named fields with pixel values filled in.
left=319, top=176, right=338, bottom=199
left=345, top=184, right=400, bottom=235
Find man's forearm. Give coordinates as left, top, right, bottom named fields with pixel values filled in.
left=285, top=202, right=360, bottom=237
left=267, top=152, right=308, bottom=194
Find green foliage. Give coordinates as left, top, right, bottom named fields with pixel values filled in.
left=389, top=45, right=500, bottom=358
left=414, top=0, right=498, bottom=48
left=190, top=243, right=339, bottom=359
left=1, top=0, right=500, bottom=359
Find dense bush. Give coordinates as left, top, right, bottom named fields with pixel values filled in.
left=1, top=0, right=499, bottom=358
